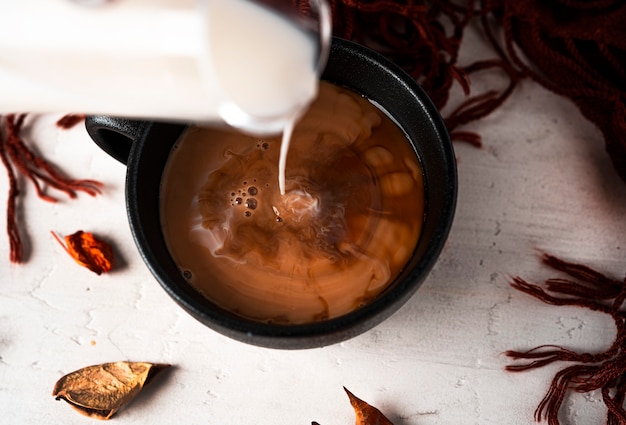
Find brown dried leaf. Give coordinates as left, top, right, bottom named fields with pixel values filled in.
left=52, top=230, right=114, bottom=275
left=52, top=362, right=170, bottom=420
left=344, top=387, right=394, bottom=425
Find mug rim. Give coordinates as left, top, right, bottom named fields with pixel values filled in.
left=124, top=37, right=457, bottom=349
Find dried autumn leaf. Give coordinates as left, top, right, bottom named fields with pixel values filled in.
left=344, top=387, right=394, bottom=425
left=52, top=230, right=114, bottom=275
left=52, top=361, right=170, bottom=420
left=312, top=388, right=395, bottom=425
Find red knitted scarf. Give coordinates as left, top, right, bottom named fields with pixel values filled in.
left=294, top=0, right=626, bottom=174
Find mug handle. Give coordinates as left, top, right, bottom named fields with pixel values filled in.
left=85, top=116, right=146, bottom=165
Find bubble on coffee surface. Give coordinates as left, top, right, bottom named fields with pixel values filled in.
left=159, top=82, right=425, bottom=325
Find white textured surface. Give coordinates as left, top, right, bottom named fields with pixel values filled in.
left=2, top=28, right=626, bottom=425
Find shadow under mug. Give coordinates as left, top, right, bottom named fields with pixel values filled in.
left=85, top=37, right=457, bottom=349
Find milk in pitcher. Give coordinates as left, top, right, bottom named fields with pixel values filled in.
left=0, top=0, right=327, bottom=135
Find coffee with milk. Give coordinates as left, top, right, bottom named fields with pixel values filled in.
left=160, top=82, right=425, bottom=324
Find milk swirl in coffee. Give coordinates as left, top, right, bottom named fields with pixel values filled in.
left=160, top=82, right=425, bottom=324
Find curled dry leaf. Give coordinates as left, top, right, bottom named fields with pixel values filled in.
left=52, top=361, right=170, bottom=420
left=344, top=388, right=394, bottom=425
left=313, top=388, right=394, bottom=425
left=52, top=230, right=114, bottom=275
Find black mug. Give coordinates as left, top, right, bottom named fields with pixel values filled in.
left=85, top=37, right=457, bottom=349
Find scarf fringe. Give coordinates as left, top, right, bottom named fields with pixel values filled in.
left=507, top=253, right=626, bottom=424
left=0, top=115, right=102, bottom=263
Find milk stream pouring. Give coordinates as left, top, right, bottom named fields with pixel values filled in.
left=0, top=0, right=331, bottom=135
